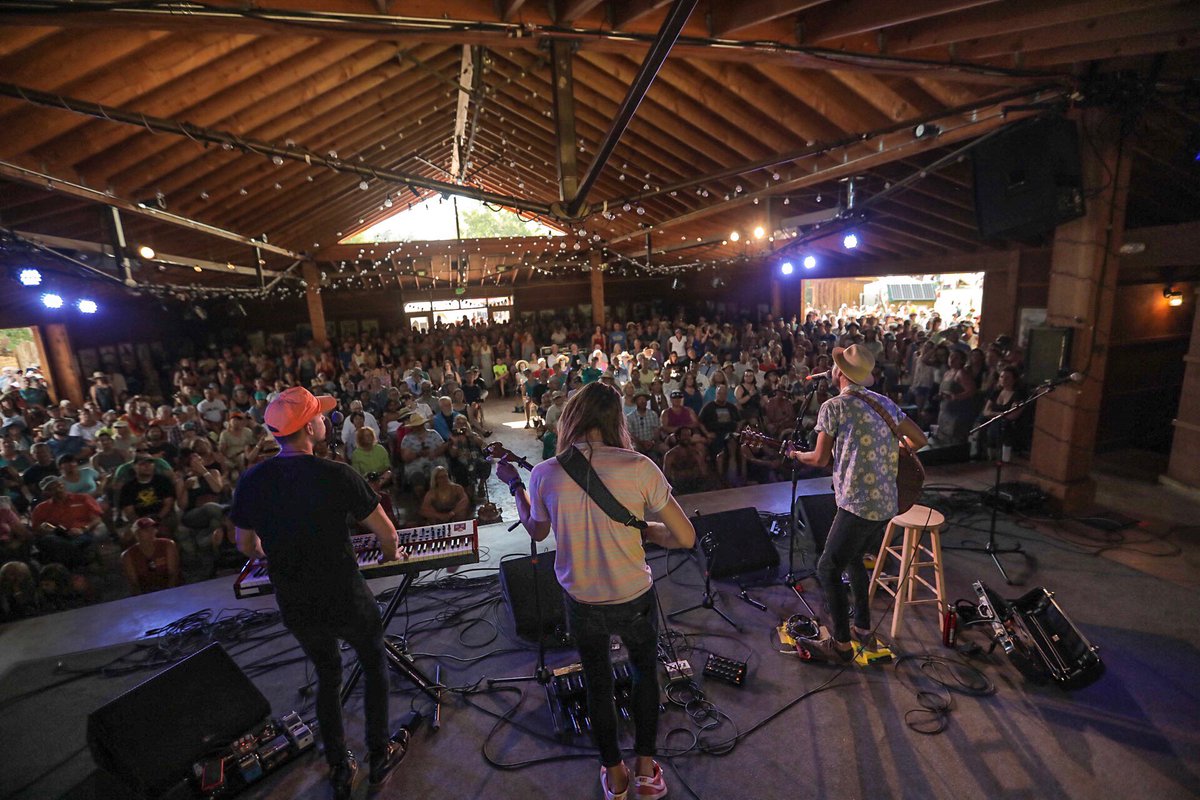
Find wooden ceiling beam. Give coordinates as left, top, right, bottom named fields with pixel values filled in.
left=709, top=0, right=829, bottom=38
left=0, top=26, right=60, bottom=58
left=872, top=203, right=981, bottom=248
left=943, top=6, right=1200, bottom=62
left=169, top=49, right=458, bottom=214
left=611, top=0, right=674, bottom=29
left=87, top=39, right=381, bottom=195
left=0, top=32, right=258, bottom=161
left=499, top=0, right=528, bottom=21
left=555, top=0, right=608, bottom=24
left=753, top=64, right=891, bottom=135
left=908, top=77, right=980, bottom=107
left=606, top=95, right=1038, bottom=243
left=0, top=28, right=169, bottom=95
left=885, top=0, right=1180, bottom=54
left=796, top=0, right=1003, bottom=44
left=826, top=72, right=936, bottom=123
left=28, top=36, right=318, bottom=172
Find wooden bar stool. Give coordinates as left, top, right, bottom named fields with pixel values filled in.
left=867, top=504, right=947, bottom=640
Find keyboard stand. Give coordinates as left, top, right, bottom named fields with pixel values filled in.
left=339, top=572, right=442, bottom=706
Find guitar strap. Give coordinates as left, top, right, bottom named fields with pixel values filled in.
left=848, top=390, right=907, bottom=447
left=555, top=446, right=648, bottom=530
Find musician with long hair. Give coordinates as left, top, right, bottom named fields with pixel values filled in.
left=497, top=382, right=696, bottom=800
left=789, top=345, right=927, bottom=660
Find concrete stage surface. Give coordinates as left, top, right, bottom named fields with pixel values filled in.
left=2, top=478, right=1199, bottom=800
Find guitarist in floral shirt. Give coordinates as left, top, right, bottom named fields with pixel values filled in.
left=790, top=345, right=927, bottom=660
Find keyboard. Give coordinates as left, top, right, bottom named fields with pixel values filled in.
left=234, top=519, right=479, bottom=599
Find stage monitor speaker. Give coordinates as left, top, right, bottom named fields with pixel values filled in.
left=794, top=492, right=838, bottom=554
left=87, top=643, right=270, bottom=798
left=694, top=507, right=779, bottom=579
left=972, top=115, right=1084, bottom=240
left=917, top=442, right=971, bottom=467
left=499, top=550, right=569, bottom=646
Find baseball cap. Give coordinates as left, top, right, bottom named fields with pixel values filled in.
left=134, top=517, right=158, bottom=530
left=39, top=475, right=64, bottom=491
left=228, top=411, right=246, bottom=419
left=264, top=387, right=336, bottom=437
left=670, top=390, right=684, bottom=398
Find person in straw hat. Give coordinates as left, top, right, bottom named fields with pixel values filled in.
left=789, top=344, right=927, bottom=661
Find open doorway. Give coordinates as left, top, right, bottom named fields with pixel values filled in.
left=0, top=326, right=54, bottom=401
left=804, top=272, right=983, bottom=327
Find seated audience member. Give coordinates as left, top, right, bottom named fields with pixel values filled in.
left=350, top=427, right=392, bottom=489
left=660, top=390, right=701, bottom=437
left=930, top=349, right=977, bottom=447
left=761, top=389, right=798, bottom=440
left=57, top=453, right=103, bottom=498
left=90, top=430, right=126, bottom=476
left=217, top=411, right=257, bottom=471
left=31, top=475, right=103, bottom=569
left=419, top=465, right=471, bottom=524
left=738, top=431, right=786, bottom=486
left=21, top=443, right=59, bottom=503
left=431, top=396, right=462, bottom=441
left=69, top=407, right=104, bottom=442
left=446, top=418, right=490, bottom=496
left=118, top=453, right=177, bottom=542
left=47, top=417, right=88, bottom=461
left=400, top=413, right=447, bottom=500
left=976, top=366, right=1029, bottom=459
left=175, top=450, right=230, bottom=560
left=627, top=389, right=664, bottom=459
left=120, top=517, right=182, bottom=595
left=196, top=384, right=228, bottom=432
left=460, top=367, right=492, bottom=435
left=698, top=384, right=742, bottom=460
left=0, top=496, right=31, bottom=564
left=662, top=427, right=717, bottom=495
left=0, top=560, right=37, bottom=620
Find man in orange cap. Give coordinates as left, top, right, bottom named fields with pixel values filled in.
left=231, top=387, right=407, bottom=798
left=789, top=345, right=927, bottom=661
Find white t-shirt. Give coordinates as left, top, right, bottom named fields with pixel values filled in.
left=529, top=443, right=670, bottom=604
left=196, top=398, right=227, bottom=424
left=69, top=421, right=104, bottom=441
left=668, top=335, right=688, bottom=357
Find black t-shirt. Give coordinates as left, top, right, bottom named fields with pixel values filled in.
left=699, top=401, right=741, bottom=438
left=529, top=383, right=550, bottom=405
left=229, top=455, right=378, bottom=625
left=462, top=378, right=487, bottom=404
left=22, top=463, right=58, bottom=493
left=119, top=474, right=175, bottom=517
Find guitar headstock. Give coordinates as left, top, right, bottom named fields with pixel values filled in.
left=738, top=427, right=808, bottom=455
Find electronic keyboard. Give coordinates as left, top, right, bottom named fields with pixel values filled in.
left=234, top=519, right=479, bottom=598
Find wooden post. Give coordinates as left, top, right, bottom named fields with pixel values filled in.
left=1029, top=110, right=1132, bottom=512
left=590, top=250, right=605, bottom=327
left=42, top=323, right=84, bottom=407
left=1165, top=286, right=1200, bottom=493
left=301, top=261, right=327, bottom=345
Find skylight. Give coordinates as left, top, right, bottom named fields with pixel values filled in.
left=341, top=194, right=562, bottom=244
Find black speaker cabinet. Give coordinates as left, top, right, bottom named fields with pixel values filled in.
left=794, top=492, right=838, bottom=554
left=87, top=643, right=270, bottom=798
left=973, top=115, right=1084, bottom=240
left=694, top=507, right=778, bottom=579
left=499, top=549, right=569, bottom=645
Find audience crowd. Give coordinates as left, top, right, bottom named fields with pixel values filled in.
left=0, top=301, right=1034, bottom=620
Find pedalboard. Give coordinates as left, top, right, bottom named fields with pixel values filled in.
left=663, top=659, right=693, bottom=684
left=703, top=654, right=747, bottom=687
left=192, top=711, right=315, bottom=798
left=546, top=659, right=634, bottom=742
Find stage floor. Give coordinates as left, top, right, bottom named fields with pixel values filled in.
left=3, top=477, right=1200, bottom=800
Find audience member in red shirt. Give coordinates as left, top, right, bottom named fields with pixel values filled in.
left=30, top=475, right=103, bottom=569
left=121, top=517, right=181, bottom=594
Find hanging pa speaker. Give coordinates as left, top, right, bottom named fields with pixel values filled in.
left=86, top=643, right=270, bottom=798
left=972, top=116, right=1085, bottom=240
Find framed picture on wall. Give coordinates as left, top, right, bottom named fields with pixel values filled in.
left=361, top=319, right=379, bottom=337
left=340, top=320, right=359, bottom=339
left=77, top=348, right=99, bottom=378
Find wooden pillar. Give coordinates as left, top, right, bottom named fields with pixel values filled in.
left=770, top=278, right=782, bottom=318
left=590, top=250, right=605, bottom=327
left=977, top=250, right=1021, bottom=346
left=43, top=323, right=84, bottom=407
left=1165, top=286, right=1200, bottom=493
left=1029, top=110, right=1132, bottom=512
left=301, top=261, right=327, bottom=345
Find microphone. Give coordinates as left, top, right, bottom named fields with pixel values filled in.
left=805, top=371, right=831, bottom=382
left=1044, top=372, right=1085, bottom=387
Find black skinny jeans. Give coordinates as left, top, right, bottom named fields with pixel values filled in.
left=566, top=588, right=660, bottom=768
left=290, top=602, right=390, bottom=765
left=817, top=508, right=888, bottom=643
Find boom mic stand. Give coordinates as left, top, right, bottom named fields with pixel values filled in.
left=943, top=380, right=1062, bottom=585
left=778, top=381, right=819, bottom=616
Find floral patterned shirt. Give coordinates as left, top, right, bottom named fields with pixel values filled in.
left=815, top=385, right=906, bottom=521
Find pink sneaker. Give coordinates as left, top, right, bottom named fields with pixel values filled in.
left=634, top=761, right=668, bottom=799
left=601, top=765, right=629, bottom=800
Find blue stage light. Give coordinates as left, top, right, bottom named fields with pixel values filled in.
left=803, top=255, right=817, bottom=269
left=843, top=232, right=859, bottom=250
left=780, top=261, right=794, bottom=275
left=18, top=268, right=42, bottom=286
left=41, top=293, right=64, bottom=309
left=77, top=299, right=98, bottom=314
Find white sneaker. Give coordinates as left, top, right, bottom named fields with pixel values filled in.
left=601, top=765, right=629, bottom=800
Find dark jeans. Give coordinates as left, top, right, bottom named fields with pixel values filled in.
left=290, top=603, right=390, bottom=765
left=566, top=589, right=660, bottom=767
left=36, top=531, right=95, bottom=570
left=817, top=509, right=888, bottom=643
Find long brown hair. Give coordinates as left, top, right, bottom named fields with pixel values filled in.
left=556, top=382, right=632, bottom=454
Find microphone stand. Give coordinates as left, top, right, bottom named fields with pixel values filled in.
left=943, top=380, right=1061, bottom=585
left=779, top=383, right=819, bottom=616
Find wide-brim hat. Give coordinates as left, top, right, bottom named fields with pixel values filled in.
left=832, top=344, right=875, bottom=387
left=406, top=412, right=428, bottom=427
